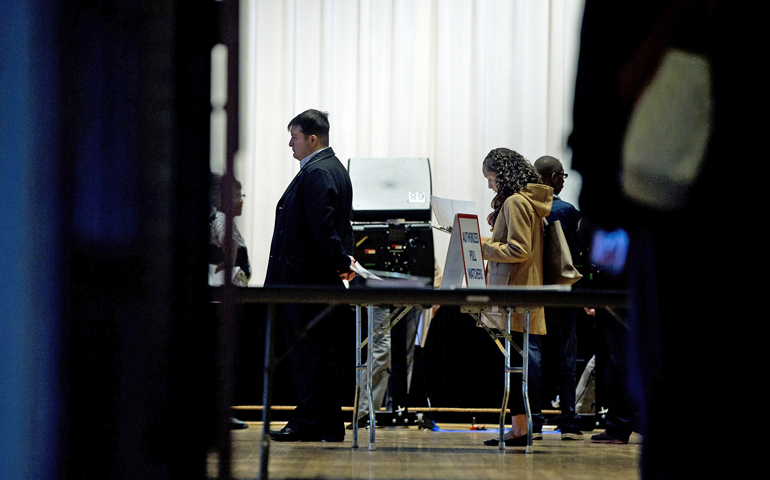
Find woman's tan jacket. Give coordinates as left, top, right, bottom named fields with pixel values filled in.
left=480, top=184, right=553, bottom=335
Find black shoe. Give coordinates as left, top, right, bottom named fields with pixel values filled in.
left=483, top=435, right=529, bottom=447
left=590, top=431, right=628, bottom=444
left=229, top=417, right=249, bottom=430
left=270, top=426, right=305, bottom=442
left=270, top=426, right=345, bottom=443
left=560, top=427, right=584, bottom=440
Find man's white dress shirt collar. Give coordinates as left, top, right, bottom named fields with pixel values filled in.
left=300, top=147, right=331, bottom=170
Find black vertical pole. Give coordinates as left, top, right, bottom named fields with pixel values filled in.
left=217, top=0, right=239, bottom=478
left=259, top=304, right=276, bottom=480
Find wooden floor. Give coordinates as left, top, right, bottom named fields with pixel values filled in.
left=208, top=422, right=642, bottom=480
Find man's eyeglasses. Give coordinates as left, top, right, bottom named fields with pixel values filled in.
left=555, top=172, right=569, bottom=179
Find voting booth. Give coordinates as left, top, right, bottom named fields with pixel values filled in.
left=348, top=157, right=432, bottom=222
left=347, top=163, right=536, bottom=453
left=430, top=196, right=485, bottom=289
left=347, top=158, right=434, bottom=280
left=347, top=158, right=435, bottom=442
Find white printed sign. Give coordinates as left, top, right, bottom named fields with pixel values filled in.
left=440, top=213, right=487, bottom=289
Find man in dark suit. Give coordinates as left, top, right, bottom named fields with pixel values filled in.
left=265, top=109, right=356, bottom=442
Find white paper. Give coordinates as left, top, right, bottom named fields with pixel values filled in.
left=349, top=261, right=384, bottom=281
left=430, top=195, right=477, bottom=228
left=208, top=264, right=241, bottom=286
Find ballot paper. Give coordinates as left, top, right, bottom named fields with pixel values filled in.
left=349, top=261, right=384, bottom=281
left=430, top=195, right=477, bottom=230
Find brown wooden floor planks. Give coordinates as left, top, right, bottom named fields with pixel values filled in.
left=208, top=422, right=642, bottom=479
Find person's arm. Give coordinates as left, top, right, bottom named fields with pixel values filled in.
left=480, top=197, right=532, bottom=264
left=303, top=169, right=353, bottom=274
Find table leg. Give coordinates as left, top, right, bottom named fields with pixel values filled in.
left=352, top=305, right=362, bottom=448
left=523, top=310, right=533, bottom=454
left=258, top=303, right=275, bottom=480
left=367, top=305, right=376, bottom=450
left=499, top=308, right=511, bottom=450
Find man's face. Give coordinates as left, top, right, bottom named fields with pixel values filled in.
left=551, top=166, right=565, bottom=195
left=288, top=125, right=317, bottom=161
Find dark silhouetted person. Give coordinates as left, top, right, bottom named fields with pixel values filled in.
left=569, top=1, right=740, bottom=477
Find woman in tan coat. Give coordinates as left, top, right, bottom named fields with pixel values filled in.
left=479, top=148, right=553, bottom=446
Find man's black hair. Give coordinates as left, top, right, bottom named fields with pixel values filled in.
left=287, top=109, right=330, bottom=143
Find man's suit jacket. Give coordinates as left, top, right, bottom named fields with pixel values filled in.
left=264, top=147, right=354, bottom=287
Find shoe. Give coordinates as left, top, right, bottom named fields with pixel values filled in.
left=417, top=414, right=437, bottom=431
left=590, top=431, right=628, bottom=444
left=345, top=417, right=370, bottom=430
left=483, top=434, right=529, bottom=447
left=532, top=431, right=543, bottom=440
left=560, top=427, right=583, bottom=440
left=270, top=426, right=345, bottom=443
left=270, top=426, right=305, bottom=442
left=229, top=417, right=249, bottom=430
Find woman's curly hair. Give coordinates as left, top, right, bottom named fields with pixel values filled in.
left=483, top=148, right=541, bottom=226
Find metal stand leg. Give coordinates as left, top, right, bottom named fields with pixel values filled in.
left=523, top=310, right=533, bottom=454
left=497, top=308, right=533, bottom=453
left=499, top=308, right=511, bottom=450
left=258, top=303, right=275, bottom=480
left=367, top=305, right=376, bottom=450
left=352, top=305, right=363, bottom=448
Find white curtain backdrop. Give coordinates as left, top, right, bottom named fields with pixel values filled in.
left=224, top=0, right=586, bottom=286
